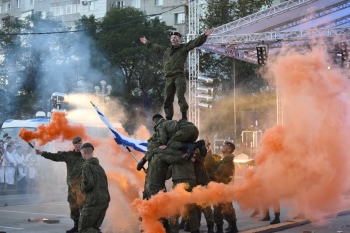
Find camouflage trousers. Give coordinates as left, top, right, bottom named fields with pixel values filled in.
left=169, top=179, right=199, bottom=233
left=197, top=204, right=214, bottom=227
left=164, top=74, right=188, bottom=118
left=167, top=122, right=199, bottom=149
left=214, top=202, right=237, bottom=225
left=79, top=203, right=109, bottom=233
left=68, top=178, right=85, bottom=221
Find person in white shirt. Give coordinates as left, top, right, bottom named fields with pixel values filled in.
left=23, top=149, right=38, bottom=191
left=0, top=150, right=5, bottom=194
left=4, top=144, right=17, bottom=189
left=4, top=136, right=12, bottom=150
left=14, top=146, right=27, bottom=192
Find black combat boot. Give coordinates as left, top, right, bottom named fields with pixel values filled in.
left=259, top=211, right=270, bottom=221
left=225, top=221, right=239, bottom=233
left=166, top=116, right=172, bottom=120
left=161, top=218, right=170, bottom=233
left=179, top=143, right=197, bottom=159
left=270, top=212, right=280, bottom=225
left=207, top=222, right=214, bottom=233
left=184, top=221, right=191, bottom=232
left=66, top=220, right=79, bottom=233
left=216, top=224, right=224, bottom=233
left=225, top=222, right=232, bottom=231
left=196, top=140, right=207, bottom=157
left=179, top=219, right=186, bottom=230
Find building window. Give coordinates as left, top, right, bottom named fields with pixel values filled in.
left=117, top=1, right=124, bottom=8
left=30, top=0, right=34, bottom=5
left=89, top=1, right=95, bottom=11
left=131, top=0, right=140, bottom=8
left=16, top=0, right=20, bottom=8
left=155, top=0, right=162, bottom=6
left=175, top=12, right=185, bottom=24
left=7, top=3, right=11, bottom=11
left=50, top=2, right=78, bottom=16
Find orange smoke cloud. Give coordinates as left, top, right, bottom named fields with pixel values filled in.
left=133, top=46, right=350, bottom=232
left=18, top=112, right=89, bottom=146
left=99, top=126, right=147, bottom=232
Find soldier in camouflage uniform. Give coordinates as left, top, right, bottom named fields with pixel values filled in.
left=205, top=141, right=238, bottom=233
left=193, top=149, right=214, bottom=233
left=140, top=29, right=214, bottom=121
left=36, top=136, right=85, bottom=233
left=79, top=143, right=110, bottom=233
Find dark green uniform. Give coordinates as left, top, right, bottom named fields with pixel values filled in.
left=79, top=157, right=110, bottom=233
left=155, top=119, right=199, bottom=150
left=41, top=150, right=85, bottom=221
left=193, top=153, right=214, bottom=229
left=210, top=154, right=237, bottom=226
left=146, top=34, right=209, bottom=118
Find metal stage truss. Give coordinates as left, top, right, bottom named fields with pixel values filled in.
left=188, top=0, right=350, bottom=128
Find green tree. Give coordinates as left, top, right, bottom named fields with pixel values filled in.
left=0, top=13, right=89, bottom=120
left=96, top=7, right=175, bottom=110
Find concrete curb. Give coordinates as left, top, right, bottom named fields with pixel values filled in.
left=240, top=219, right=310, bottom=233
left=240, top=209, right=350, bottom=233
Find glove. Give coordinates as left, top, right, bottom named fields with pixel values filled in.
left=137, top=158, right=147, bottom=171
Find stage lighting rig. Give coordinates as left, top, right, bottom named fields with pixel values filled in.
left=196, top=75, right=214, bottom=109
left=256, top=44, right=268, bottom=65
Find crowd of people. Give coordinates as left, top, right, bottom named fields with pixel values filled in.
left=0, top=136, right=39, bottom=194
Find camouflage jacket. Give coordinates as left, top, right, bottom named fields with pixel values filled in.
left=80, top=157, right=110, bottom=206
left=144, top=132, right=161, bottom=161
left=146, top=34, right=208, bottom=77
left=153, top=118, right=178, bottom=146
left=41, top=150, right=85, bottom=184
left=194, top=154, right=210, bottom=186
left=204, top=153, right=222, bottom=181
left=212, top=154, right=235, bottom=184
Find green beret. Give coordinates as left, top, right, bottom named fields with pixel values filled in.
left=80, top=142, right=94, bottom=150
left=72, top=136, right=82, bottom=144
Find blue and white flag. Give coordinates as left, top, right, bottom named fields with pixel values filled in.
left=91, top=102, right=148, bottom=153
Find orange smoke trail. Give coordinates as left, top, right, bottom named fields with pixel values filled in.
left=18, top=112, right=90, bottom=146
left=133, top=47, right=350, bottom=232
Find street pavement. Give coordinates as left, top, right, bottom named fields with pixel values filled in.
left=0, top=192, right=349, bottom=233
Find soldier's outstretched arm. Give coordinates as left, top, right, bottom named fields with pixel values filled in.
left=184, top=28, right=214, bottom=52
left=40, top=151, right=68, bottom=162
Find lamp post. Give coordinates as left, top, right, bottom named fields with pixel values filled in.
left=94, top=80, right=112, bottom=110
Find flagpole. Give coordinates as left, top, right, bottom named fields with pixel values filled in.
left=91, top=101, right=146, bottom=172
left=125, top=146, right=147, bottom=172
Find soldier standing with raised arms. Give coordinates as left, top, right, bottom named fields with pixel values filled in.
left=140, top=29, right=214, bottom=121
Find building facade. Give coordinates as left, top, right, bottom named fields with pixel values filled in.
left=0, top=0, right=188, bottom=35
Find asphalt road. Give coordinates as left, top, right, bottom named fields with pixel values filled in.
left=0, top=193, right=349, bottom=233
left=0, top=200, right=72, bottom=233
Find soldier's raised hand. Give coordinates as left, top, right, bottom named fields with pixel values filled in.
left=204, top=28, right=214, bottom=36
left=140, top=36, right=148, bottom=44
